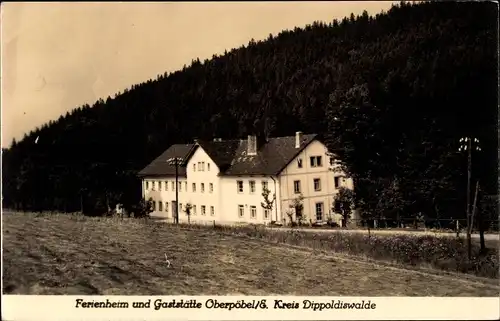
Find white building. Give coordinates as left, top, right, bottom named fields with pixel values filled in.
left=138, top=132, right=356, bottom=226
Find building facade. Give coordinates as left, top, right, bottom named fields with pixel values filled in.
left=138, top=132, right=355, bottom=225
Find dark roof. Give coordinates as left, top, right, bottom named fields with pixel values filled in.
left=138, top=134, right=318, bottom=177
left=138, top=144, right=196, bottom=177
left=224, top=134, right=317, bottom=176
left=196, top=140, right=241, bottom=172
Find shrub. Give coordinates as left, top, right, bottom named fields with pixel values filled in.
left=327, top=221, right=341, bottom=228
left=175, top=222, right=499, bottom=279
left=130, top=198, right=153, bottom=218
left=333, top=187, right=355, bottom=227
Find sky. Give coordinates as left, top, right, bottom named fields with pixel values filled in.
left=1, top=1, right=396, bottom=146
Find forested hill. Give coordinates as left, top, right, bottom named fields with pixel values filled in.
left=2, top=1, right=498, bottom=220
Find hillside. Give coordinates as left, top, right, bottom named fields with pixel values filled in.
left=3, top=214, right=499, bottom=296
left=2, top=2, right=498, bottom=221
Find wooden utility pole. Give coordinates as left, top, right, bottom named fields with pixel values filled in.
left=466, top=138, right=472, bottom=261
left=470, top=182, right=479, bottom=231
left=471, top=182, right=487, bottom=253
left=167, top=157, right=183, bottom=225
left=175, top=158, right=179, bottom=224
left=459, top=137, right=481, bottom=261
left=478, top=204, right=487, bottom=253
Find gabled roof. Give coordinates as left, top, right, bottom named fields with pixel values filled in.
left=138, top=133, right=319, bottom=178
left=223, top=134, right=317, bottom=176
left=137, top=144, right=196, bottom=177
left=196, top=139, right=241, bottom=172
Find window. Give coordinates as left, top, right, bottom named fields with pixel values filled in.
left=145, top=181, right=149, bottom=190
left=330, top=157, right=335, bottom=166
left=334, top=176, right=341, bottom=189
left=152, top=181, right=156, bottom=190
left=165, top=181, right=168, bottom=191
left=262, top=181, right=268, bottom=192
left=200, top=162, right=205, bottom=171
left=207, top=163, right=210, bottom=171
left=249, top=180, right=256, bottom=193
left=210, top=206, right=215, bottom=216
left=238, top=205, right=244, bottom=217
left=315, top=202, right=324, bottom=221
left=152, top=201, right=156, bottom=211
left=297, top=158, right=303, bottom=168
left=165, top=202, right=169, bottom=213
left=201, top=205, right=206, bottom=216
left=192, top=205, right=197, bottom=215
left=158, top=181, right=162, bottom=191
left=192, top=183, right=196, bottom=192
left=171, top=182, right=175, bottom=191
left=201, top=183, right=205, bottom=193
left=237, top=181, right=244, bottom=193
left=310, top=156, right=323, bottom=167
left=159, top=201, right=163, bottom=211
left=178, top=182, right=182, bottom=192
left=264, top=209, right=270, bottom=220
left=314, top=178, right=321, bottom=191
left=250, top=206, right=257, bottom=219
left=209, top=183, right=213, bottom=193
left=193, top=164, right=196, bottom=172
left=293, top=180, right=301, bottom=194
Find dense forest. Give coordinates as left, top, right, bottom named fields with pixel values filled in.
left=2, top=2, right=498, bottom=225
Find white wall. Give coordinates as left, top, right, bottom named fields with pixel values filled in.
left=279, top=139, right=354, bottom=225
left=219, top=175, right=281, bottom=225
left=141, top=139, right=357, bottom=226
left=142, top=159, right=282, bottom=225
left=182, top=146, right=221, bottom=223
left=142, top=146, right=221, bottom=223
left=143, top=176, right=188, bottom=219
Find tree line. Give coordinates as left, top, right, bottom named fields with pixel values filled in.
left=2, top=1, right=497, bottom=225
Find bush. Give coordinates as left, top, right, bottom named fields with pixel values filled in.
left=327, top=221, right=341, bottom=228
left=175, top=222, right=499, bottom=279
left=130, top=198, right=153, bottom=218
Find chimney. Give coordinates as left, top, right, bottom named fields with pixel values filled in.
left=295, top=131, right=303, bottom=148
left=247, top=135, right=257, bottom=156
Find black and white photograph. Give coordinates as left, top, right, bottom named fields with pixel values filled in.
left=2, top=0, right=499, bottom=316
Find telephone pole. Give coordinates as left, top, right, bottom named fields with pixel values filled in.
left=167, top=157, right=183, bottom=224
left=458, top=137, right=481, bottom=261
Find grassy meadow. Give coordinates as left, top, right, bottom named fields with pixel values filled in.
left=2, top=212, right=499, bottom=296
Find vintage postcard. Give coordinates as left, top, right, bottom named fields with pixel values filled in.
left=2, top=1, right=499, bottom=320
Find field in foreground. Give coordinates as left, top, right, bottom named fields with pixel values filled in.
left=3, top=213, right=500, bottom=296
